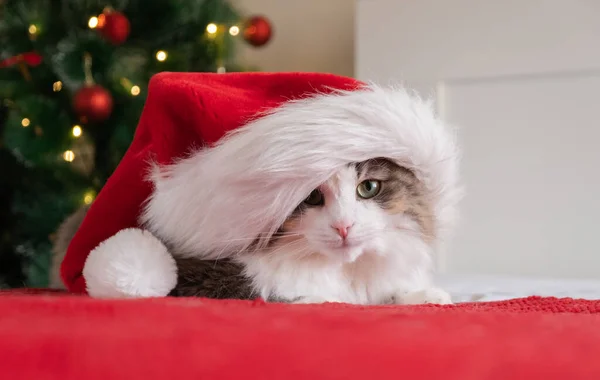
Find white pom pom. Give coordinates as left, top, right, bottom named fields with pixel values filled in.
left=83, top=228, right=177, bottom=298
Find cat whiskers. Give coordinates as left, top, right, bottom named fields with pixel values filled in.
left=213, top=232, right=302, bottom=244
left=210, top=232, right=304, bottom=261
left=348, top=226, right=431, bottom=241
left=381, top=226, right=433, bottom=241
left=266, top=238, right=313, bottom=259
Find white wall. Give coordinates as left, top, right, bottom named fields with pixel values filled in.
left=356, top=0, right=600, bottom=280
left=232, top=0, right=355, bottom=77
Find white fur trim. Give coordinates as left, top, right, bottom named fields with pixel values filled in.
left=141, top=84, right=462, bottom=260
left=83, top=228, right=177, bottom=298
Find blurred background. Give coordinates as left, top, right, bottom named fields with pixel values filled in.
left=1, top=0, right=599, bottom=289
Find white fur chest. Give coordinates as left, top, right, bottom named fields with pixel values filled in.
left=235, top=234, right=435, bottom=305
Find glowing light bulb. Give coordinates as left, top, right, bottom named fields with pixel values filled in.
left=155, top=50, right=167, bottom=62
left=88, top=16, right=99, bottom=29
left=130, top=85, right=141, bottom=96
left=28, top=24, right=38, bottom=35
left=229, top=25, right=240, bottom=36
left=72, top=125, right=82, bottom=137
left=206, top=23, right=218, bottom=34
left=63, top=150, right=75, bottom=162
left=53, top=81, right=63, bottom=92
left=21, top=118, right=31, bottom=127
left=83, top=190, right=96, bottom=205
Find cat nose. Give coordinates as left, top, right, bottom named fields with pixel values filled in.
left=331, top=222, right=353, bottom=239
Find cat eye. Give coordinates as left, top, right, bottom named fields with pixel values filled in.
left=304, top=189, right=324, bottom=206
left=356, top=180, right=381, bottom=199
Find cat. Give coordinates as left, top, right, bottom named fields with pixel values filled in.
left=174, top=157, right=451, bottom=305
left=53, top=157, right=451, bottom=305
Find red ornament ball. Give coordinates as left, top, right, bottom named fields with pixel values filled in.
left=73, top=85, right=113, bottom=123
left=243, top=15, right=273, bottom=47
left=97, top=10, right=130, bottom=45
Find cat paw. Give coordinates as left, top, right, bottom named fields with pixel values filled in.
left=292, top=296, right=340, bottom=304
left=394, top=287, right=453, bottom=305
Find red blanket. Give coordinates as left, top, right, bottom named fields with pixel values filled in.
left=1, top=291, right=599, bottom=380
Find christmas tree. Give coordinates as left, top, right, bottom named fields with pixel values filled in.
left=0, top=0, right=272, bottom=288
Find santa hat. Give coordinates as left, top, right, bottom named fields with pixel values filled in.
left=61, top=72, right=461, bottom=298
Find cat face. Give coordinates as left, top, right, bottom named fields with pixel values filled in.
left=275, top=158, right=434, bottom=263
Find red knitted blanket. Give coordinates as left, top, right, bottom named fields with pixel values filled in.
left=1, top=291, right=599, bottom=380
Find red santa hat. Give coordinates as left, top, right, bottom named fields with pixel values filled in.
left=61, top=72, right=461, bottom=298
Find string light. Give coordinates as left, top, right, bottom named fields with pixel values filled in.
left=155, top=50, right=167, bottom=62
left=63, top=150, right=75, bottom=162
left=119, top=77, right=139, bottom=96
left=28, top=24, right=38, bottom=35
left=217, top=66, right=226, bottom=74
left=21, top=118, right=31, bottom=127
left=206, top=23, right=218, bottom=34
left=83, top=190, right=96, bottom=205
left=72, top=125, right=82, bottom=137
left=229, top=26, right=240, bottom=36
left=53, top=81, right=63, bottom=92
left=88, top=16, right=99, bottom=29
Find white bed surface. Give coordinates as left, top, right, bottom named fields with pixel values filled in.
left=436, top=273, right=600, bottom=303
